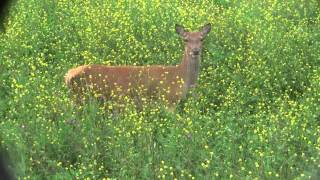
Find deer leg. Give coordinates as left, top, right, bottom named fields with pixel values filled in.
left=133, top=95, right=143, bottom=112
left=189, top=85, right=199, bottom=100
left=167, top=105, right=176, bottom=112
left=129, top=89, right=144, bottom=111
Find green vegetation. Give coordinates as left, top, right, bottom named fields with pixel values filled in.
left=0, top=0, right=319, bottom=179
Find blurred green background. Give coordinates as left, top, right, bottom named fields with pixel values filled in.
left=0, top=0, right=319, bottom=179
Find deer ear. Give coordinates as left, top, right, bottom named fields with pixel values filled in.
left=175, top=24, right=186, bottom=37
left=201, top=23, right=211, bottom=37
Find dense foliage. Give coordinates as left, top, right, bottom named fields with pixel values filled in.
left=0, top=0, right=319, bottom=179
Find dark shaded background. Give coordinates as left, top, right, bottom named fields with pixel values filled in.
left=0, top=1, right=14, bottom=179
left=0, top=148, right=13, bottom=180
left=0, top=0, right=16, bottom=32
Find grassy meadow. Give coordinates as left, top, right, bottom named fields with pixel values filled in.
left=0, top=0, right=320, bottom=179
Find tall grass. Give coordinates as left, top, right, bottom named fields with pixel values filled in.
left=0, top=0, right=319, bottom=179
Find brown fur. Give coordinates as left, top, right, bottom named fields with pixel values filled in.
left=65, top=24, right=211, bottom=110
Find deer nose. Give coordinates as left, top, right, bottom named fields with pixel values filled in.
left=193, top=48, right=200, bottom=55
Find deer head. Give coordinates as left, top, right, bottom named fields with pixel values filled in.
left=175, top=23, right=211, bottom=88
left=175, top=23, right=211, bottom=57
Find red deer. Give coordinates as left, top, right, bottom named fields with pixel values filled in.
left=65, top=24, right=211, bottom=111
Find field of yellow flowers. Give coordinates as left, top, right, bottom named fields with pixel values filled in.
left=0, top=0, right=319, bottom=179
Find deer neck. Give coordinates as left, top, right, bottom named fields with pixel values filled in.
left=180, top=47, right=201, bottom=89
